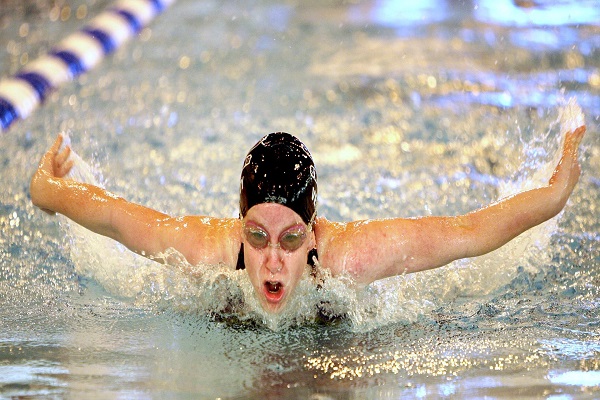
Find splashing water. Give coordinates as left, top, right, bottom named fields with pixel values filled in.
left=1, top=0, right=598, bottom=395
left=59, top=99, right=586, bottom=332
left=560, top=97, right=585, bottom=135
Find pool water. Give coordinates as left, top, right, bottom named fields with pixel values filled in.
left=1, top=0, right=599, bottom=398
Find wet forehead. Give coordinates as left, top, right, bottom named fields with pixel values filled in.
left=244, top=203, right=306, bottom=233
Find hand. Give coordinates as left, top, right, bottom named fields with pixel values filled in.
left=40, top=133, right=74, bottom=179
left=549, top=125, right=586, bottom=201
left=31, top=134, right=74, bottom=215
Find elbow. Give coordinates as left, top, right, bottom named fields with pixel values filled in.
left=448, top=215, right=492, bottom=260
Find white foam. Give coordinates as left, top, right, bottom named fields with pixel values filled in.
left=559, top=97, right=585, bottom=134
left=59, top=98, right=581, bottom=331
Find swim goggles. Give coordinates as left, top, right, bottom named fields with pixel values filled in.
left=242, top=222, right=312, bottom=253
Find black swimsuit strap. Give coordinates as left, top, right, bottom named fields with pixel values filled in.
left=235, top=244, right=246, bottom=270
left=236, top=244, right=318, bottom=270
left=307, top=248, right=318, bottom=267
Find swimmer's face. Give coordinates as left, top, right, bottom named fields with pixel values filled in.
left=242, top=203, right=316, bottom=313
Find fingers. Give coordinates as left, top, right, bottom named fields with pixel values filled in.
left=549, top=125, right=585, bottom=188
left=48, top=134, right=74, bottom=178
left=36, top=134, right=75, bottom=179
left=49, top=133, right=64, bottom=155
left=55, top=142, right=70, bottom=165
left=564, top=125, right=586, bottom=154
left=557, top=125, right=585, bottom=166
left=574, top=125, right=586, bottom=136
left=55, top=158, right=74, bottom=178
left=40, top=134, right=63, bottom=162
left=572, top=125, right=586, bottom=147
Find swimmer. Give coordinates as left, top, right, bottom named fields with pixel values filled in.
left=30, top=126, right=586, bottom=313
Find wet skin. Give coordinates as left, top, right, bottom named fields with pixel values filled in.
left=242, top=203, right=316, bottom=313
left=30, top=126, right=586, bottom=315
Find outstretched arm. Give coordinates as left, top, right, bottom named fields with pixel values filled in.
left=319, top=126, right=586, bottom=284
left=30, top=134, right=239, bottom=267
left=444, top=125, right=585, bottom=261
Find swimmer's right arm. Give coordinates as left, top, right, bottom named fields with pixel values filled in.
left=30, top=134, right=239, bottom=267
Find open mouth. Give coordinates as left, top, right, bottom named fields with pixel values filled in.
left=266, top=281, right=282, bottom=293
left=263, top=281, right=284, bottom=303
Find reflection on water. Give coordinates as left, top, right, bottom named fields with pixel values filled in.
left=476, top=0, right=600, bottom=26
left=349, top=0, right=451, bottom=27
left=1, top=0, right=599, bottom=397
left=347, top=0, right=600, bottom=30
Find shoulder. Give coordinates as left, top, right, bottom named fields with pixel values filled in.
left=314, top=216, right=379, bottom=250
left=313, top=216, right=422, bottom=284
left=313, top=217, right=364, bottom=278
left=313, top=216, right=342, bottom=238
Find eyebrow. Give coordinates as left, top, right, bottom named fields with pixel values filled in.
left=243, top=220, right=305, bottom=235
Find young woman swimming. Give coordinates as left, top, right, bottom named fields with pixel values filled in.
left=30, top=125, right=586, bottom=313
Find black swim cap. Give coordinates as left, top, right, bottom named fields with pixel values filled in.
left=240, top=132, right=317, bottom=224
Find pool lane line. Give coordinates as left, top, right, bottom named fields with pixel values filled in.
left=0, top=0, right=176, bottom=132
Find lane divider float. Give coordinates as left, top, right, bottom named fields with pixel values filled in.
left=0, top=0, right=176, bottom=131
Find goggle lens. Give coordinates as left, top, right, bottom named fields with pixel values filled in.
left=243, top=225, right=308, bottom=252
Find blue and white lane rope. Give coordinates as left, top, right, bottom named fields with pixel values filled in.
left=0, top=0, right=176, bottom=132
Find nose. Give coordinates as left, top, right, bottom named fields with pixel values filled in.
left=263, top=246, right=284, bottom=274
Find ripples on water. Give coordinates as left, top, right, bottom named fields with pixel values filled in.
left=1, top=0, right=599, bottom=397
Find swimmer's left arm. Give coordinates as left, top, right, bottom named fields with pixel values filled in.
left=446, top=124, right=586, bottom=260
left=321, top=125, right=586, bottom=284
